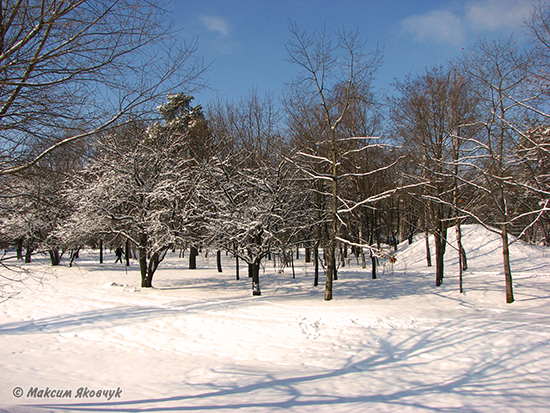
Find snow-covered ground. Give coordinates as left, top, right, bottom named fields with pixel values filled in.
left=1, top=225, right=550, bottom=412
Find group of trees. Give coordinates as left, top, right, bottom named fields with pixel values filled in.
left=2, top=1, right=550, bottom=304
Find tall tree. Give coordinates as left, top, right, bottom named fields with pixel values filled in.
left=459, top=39, right=532, bottom=303
left=285, top=22, right=383, bottom=300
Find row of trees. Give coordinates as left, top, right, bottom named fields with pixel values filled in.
left=1, top=1, right=550, bottom=304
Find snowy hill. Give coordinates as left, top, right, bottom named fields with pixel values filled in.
left=396, top=224, right=550, bottom=277
left=1, top=224, right=550, bottom=412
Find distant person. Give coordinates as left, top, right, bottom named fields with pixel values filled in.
left=115, top=247, right=124, bottom=263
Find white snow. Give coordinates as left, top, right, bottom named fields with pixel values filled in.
left=1, top=224, right=550, bottom=412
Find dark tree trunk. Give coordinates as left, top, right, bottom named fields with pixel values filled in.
left=456, top=223, right=467, bottom=293
left=313, top=241, right=319, bottom=287
left=291, top=251, right=295, bottom=279
left=49, top=249, right=61, bottom=266
left=69, top=247, right=80, bottom=267
left=305, top=246, right=311, bottom=263
left=25, top=245, right=32, bottom=263
left=189, top=246, right=198, bottom=269
left=249, top=261, right=261, bottom=296
left=16, top=238, right=23, bottom=260
left=99, top=239, right=103, bottom=264
left=125, top=238, right=131, bottom=266
left=501, top=224, right=514, bottom=304
left=234, top=243, right=239, bottom=280
left=144, top=250, right=165, bottom=288
left=434, top=225, right=447, bottom=287
left=325, top=243, right=336, bottom=300
left=217, top=250, right=222, bottom=273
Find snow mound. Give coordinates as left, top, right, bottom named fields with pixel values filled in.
left=102, top=281, right=138, bottom=292
left=395, top=224, right=550, bottom=276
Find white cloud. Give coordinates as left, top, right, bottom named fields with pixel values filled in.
left=402, top=9, right=466, bottom=46
left=465, top=0, right=537, bottom=31
left=401, top=0, right=538, bottom=46
left=200, top=15, right=230, bottom=36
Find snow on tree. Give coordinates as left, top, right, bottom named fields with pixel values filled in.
left=66, top=94, right=207, bottom=287
left=0, top=141, right=84, bottom=265
left=203, top=149, right=305, bottom=296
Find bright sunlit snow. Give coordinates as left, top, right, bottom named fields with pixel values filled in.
left=1, top=225, right=550, bottom=412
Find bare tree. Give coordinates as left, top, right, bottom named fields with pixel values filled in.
left=391, top=65, right=478, bottom=288
left=285, top=22, right=390, bottom=301
left=457, top=38, right=533, bottom=303
left=0, top=0, right=205, bottom=175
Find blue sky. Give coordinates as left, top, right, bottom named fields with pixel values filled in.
left=169, top=0, right=539, bottom=106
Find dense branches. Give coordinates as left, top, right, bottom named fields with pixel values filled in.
left=66, top=94, right=206, bottom=287
left=0, top=0, right=205, bottom=175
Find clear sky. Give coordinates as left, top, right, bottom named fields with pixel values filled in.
left=168, top=0, right=539, bottom=106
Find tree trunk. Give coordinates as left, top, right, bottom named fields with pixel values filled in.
left=305, top=246, right=311, bottom=263
left=501, top=224, right=514, bottom=303
left=125, top=238, right=131, bottom=266
left=147, top=253, right=158, bottom=286
left=25, top=245, right=32, bottom=263
left=189, top=246, right=198, bottom=269
left=144, top=250, right=166, bottom=288
left=434, top=225, right=447, bottom=287
left=313, top=241, right=319, bottom=287
left=325, top=241, right=335, bottom=300
left=16, top=238, right=23, bottom=260
left=217, top=250, right=222, bottom=273
left=49, top=249, right=61, bottom=266
left=291, top=251, right=295, bottom=279
left=371, top=249, right=377, bottom=280
left=249, top=261, right=261, bottom=296
left=456, top=223, right=466, bottom=293
left=69, top=247, right=80, bottom=267
left=99, top=239, right=103, bottom=264
left=325, top=127, right=338, bottom=301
